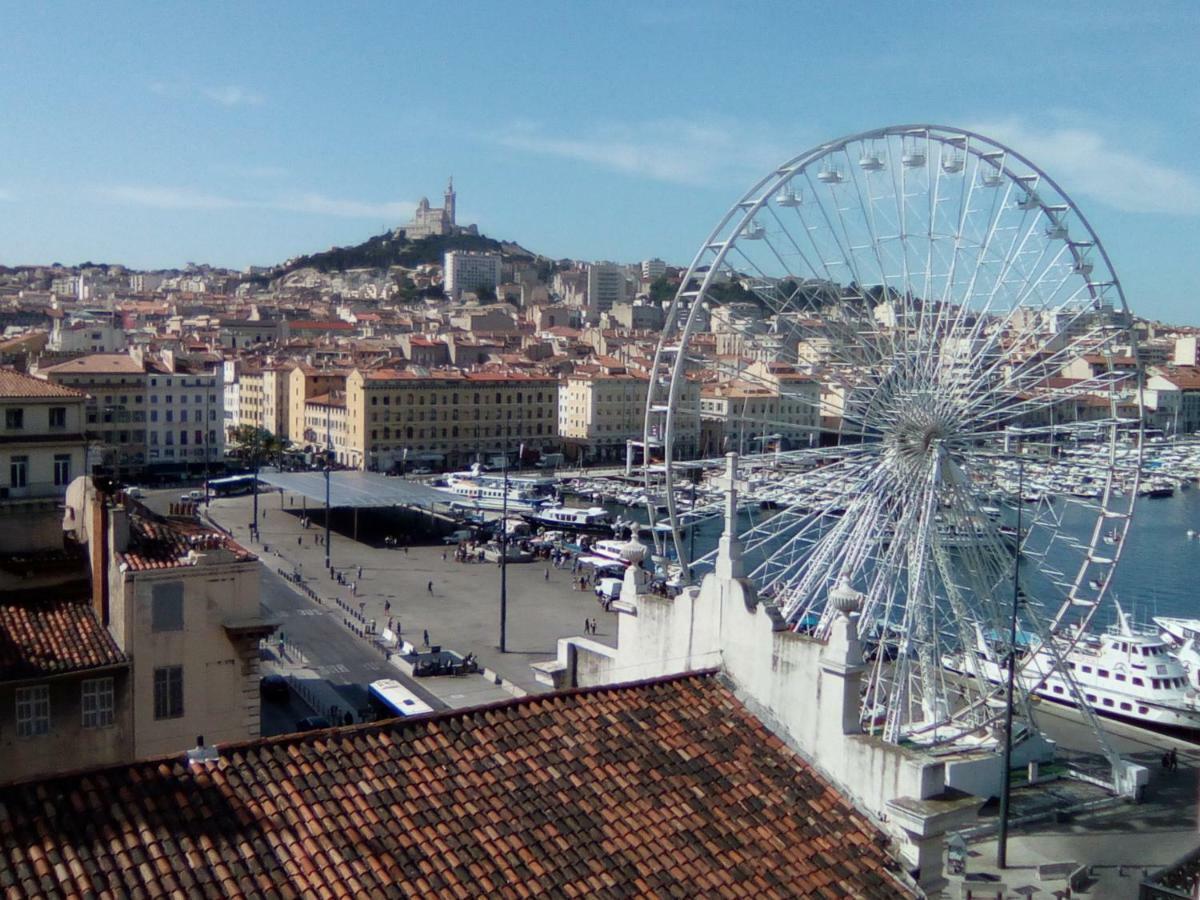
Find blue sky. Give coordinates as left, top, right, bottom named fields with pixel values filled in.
left=2, top=1, right=1199, bottom=323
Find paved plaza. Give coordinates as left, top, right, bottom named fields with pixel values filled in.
left=205, top=489, right=616, bottom=701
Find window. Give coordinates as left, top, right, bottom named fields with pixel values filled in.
left=16, top=685, right=50, bottom=737
left=1052, top=685, right=1063, bottom=694
left=151, top=582, right=183, bottom=631
left=153, top=666, right=183, bottom=719
left=82, top=677, right=115, bottom=728
left=1102, top=698, right=1113, bottom=707
left=1085, top=693, right=1096, bottom=703
left=1081, top=665, right=1092, bottom=674
left=195, top=430, right=203, bottom=446
left=5, top=408, right=23, bottom=429
left=165, top=409, right=173, bottom=423
left=53, top=454, right=70, bottom=486
left=180, top=430, right=188, bottom=446
left=48, top=406, right=66, bottom=428
left=1097, top=669, right=1109, bottom=678
left=1132, top=677, right=1144, bottom=686
left=1115, top=672, right=1126, bottom=682
left=10, top=455, right=27, bottom=488
left=1120, top=702, right=1132, bottom=711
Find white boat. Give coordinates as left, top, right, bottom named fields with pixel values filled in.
left=525, top=505, right=614, bottom=533
left=1155, top=616, right=1200, bottom=645
left=586, top=538, right=633, bottom=565
left=438, top=466, right=547, bottom=512
left=946, top=620, right=1200, bottom=731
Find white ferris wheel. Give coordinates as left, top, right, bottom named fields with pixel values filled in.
left=643, top=125, right=1144, bottom=746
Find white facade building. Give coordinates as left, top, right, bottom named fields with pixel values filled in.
left=444, top=251, right=502, bottom=300
left=585, top=262, right=627, bottom=322
left=641, top=258, right=667, bottom=280
left=145, top=364, right=224, bottom=470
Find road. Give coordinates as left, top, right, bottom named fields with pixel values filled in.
left=257, top=566, right=446, bottom=735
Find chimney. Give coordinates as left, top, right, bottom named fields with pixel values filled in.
left=109, top=504, right=130, bottom=554
left=186, top=735, right=219, bottom=766
left=90, top=486, right=109, bottom=626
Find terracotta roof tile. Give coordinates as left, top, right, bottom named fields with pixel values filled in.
left=118, top=503, right=255, bottom=571
left=0, top=672, right=910, bottom=898
left=0, top=598, right=127, bottom=679
left=0, top=368, right=85, bottom=399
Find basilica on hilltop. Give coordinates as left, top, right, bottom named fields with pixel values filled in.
left=395, top=178, right=478, bottom=240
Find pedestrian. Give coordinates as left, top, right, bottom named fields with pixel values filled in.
left=404, top=547, right=409, bottom=555
left=584, top=617, right=590, bottom=634
left=1170, top=748, right=1179, bottom=771
left=297, top=536, right=302, bottom=547
left=427, top=580, right=433, bottom=593
left=385, top=600, right=391, bottom=613
left=442, top=550, right=447, bottom=561
left=545, top=569, right=550, bottom=581
left=357, top=565, right=363, bottom=580
left=351, top=582, right=357, bottom=597
left=423, top=629, right=430, bottom=647
left=343, top=711, right=354, bottom=726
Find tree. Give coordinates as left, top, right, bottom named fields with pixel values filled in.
left=648, top=276, right=675, bottom=305
left=228, top=425, right=288, bottom=468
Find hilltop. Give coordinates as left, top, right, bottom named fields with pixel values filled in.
left=276, top=229, right=538, bottom=276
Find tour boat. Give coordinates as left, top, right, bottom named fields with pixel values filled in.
left=525, top=504, right=614, bottom=533
left=945, top=621, right=1200, bottom=732
left=438, top=467, right=547, bottom=513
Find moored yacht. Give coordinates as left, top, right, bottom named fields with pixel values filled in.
left=945, top=621, right=1200, bottom=732
left=525, top=504, right=614, bottom=533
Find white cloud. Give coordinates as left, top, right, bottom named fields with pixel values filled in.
left=201, top=85, right=265, bottom=107
left=93, top=185, right=243, bottom=211
left=971, top=119, right=1200, bottom=216
left=493, top=118, right=790, bottom=187
left=275, top=193, right=414, bottom=219
left=93, top=183, right=412, bottom=219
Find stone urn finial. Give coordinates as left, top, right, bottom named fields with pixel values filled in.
left=830, top=578, right=864, bottom=618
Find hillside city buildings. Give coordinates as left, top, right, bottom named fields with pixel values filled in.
left=0, top=189, right=1198, bottom=895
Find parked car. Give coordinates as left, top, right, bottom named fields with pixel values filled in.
left=124, top=486, right=145, bottom=499
left=594, top=577, right=623, bottom=606
left=180, top=489, right=203, bottom=502
left=294, top=715, right=331, bottom=732
left=259, top=674, right=289, bottom=702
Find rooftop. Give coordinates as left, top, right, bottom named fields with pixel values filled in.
left=0, top=368, right=85, bottom=400
left=0, top=597, right=127, bottom=680
left=38, top=353, right=146, bottom=376
left=0, top=672, right=908, bottom=898
left=119, top=503, right=256, bottom=572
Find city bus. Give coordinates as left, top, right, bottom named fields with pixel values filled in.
left=206, top=474, right=257, bottom=497
left=368, top=679, right=435, bottom=720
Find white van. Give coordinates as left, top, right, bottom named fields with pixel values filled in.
left=594, top=577, right=623, bottom=606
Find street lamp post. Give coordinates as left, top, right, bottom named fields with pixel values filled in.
left=324, top=399, right=332, bottom=571
left=251, top=426, right=260, bottom=536
left=997, top=452, right=1024, bottom=869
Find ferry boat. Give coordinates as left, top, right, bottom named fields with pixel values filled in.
left=945, top=621, right=1200, bottom=732
left=1155, top=617, right=1200, bottom=690
left=438, top=467, right=548, bottom=513
left=584, top=538, right=633, bottom=565
left=525, top=504, right=614, bottom=533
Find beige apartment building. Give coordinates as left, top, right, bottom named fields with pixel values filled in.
left=0, top=369, right=88, bottom=550
left=302, top=392, right=350, bottom=462
left=560, top=368, right=701, bottom=463
left=699, top=364, right=821, bottom=456
left=288, top=365, right=348, bottom=447
left=345, top=368, right=559, bottom=471
left=69, top=481, right=274, bottom=759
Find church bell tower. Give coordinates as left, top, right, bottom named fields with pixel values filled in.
left=444, top=177, right=456, bottom=229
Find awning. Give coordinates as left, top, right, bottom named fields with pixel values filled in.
left=255, top=471, right=454, bottom=511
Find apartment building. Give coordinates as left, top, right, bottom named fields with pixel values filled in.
left=444, top=251, right=501, bottom=300
left=0, top=368, right=88, bottom=550
left=69, top=483, right=273, bottom=759
left=39, top=351, right=223, bottom=478
left=39, top=353, right=149, bottom=478
left=345, top=368, right=559, bottom=471
left=559, top=366, right=702, bottom=463
left=288, top=365, right=348, bottom=447
left=585, top=262, right=627, bottom=323
left=302, top=392, right=350, bottom=462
